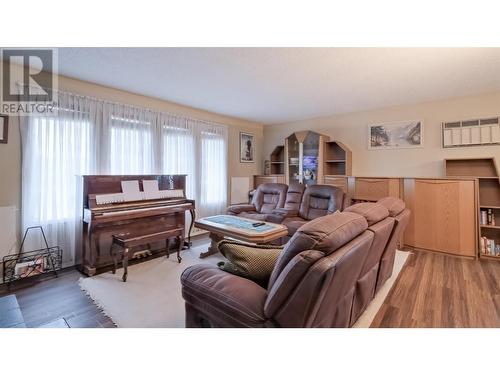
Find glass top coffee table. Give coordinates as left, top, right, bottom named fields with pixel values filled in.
left=194, top=215, right=288, bottom=258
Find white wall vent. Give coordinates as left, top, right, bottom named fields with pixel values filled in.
left=442, top=117, right=500, bottom=147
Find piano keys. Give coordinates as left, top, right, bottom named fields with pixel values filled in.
left=77, top=174, right=195, bottom=276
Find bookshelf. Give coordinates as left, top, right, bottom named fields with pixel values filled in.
left=323, top=141, right=352, bottom=176
left=445, top=157, right=500, bottom=260
left=269, top=145, right=285, bottom=175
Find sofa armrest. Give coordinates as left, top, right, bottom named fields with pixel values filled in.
left=271, top=208, right=299, bottom=218
left=226, top=204, right=257, bottom=215
left=181, top=264, right=268, bottom=326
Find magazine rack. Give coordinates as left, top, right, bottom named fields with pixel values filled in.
left=2, top=226, right=63, bottom=285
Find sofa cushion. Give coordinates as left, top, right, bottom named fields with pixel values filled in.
left=181, top=264, right=268, bottom=327
left=269, top=211, right=368, bottom=287
left=217, top=240, right=283, bottom=286
left=344, top=202, right=389, bottom=226
left=299, top=185, right=344, bottom=220
left=377, top=197, right=405, bottom=217
left=238, top=212, right=269, bottom=222
left=252, top=183, right=287, bottom=213
left=283, top=182, right=305, bottom=211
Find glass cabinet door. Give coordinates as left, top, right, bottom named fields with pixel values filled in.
left=287, top=133, right=300, bottom=184
left=302, top=132, right=320, bottom=186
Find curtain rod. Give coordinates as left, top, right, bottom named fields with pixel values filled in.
left=17, top=83, right=230, bottom=129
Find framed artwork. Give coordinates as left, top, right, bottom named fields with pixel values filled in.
left=240, top=132, right=255, bottom=163
left=368, top=120, right=423, bottom=149
left=0, top=115, right=8, bottom=144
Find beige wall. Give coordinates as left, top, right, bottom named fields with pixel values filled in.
left=264, top=91, right=500, bottom=177
left=0, top=68, right=263, bottom=247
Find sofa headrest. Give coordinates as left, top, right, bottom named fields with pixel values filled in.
left=287, top=182, right=306, bottom=194
left=377, top=197, right=406, bottom=217
left=304, top=184, right=342, bottom=199
left=257, top=183, right=288, bottom=195
left=344, top=202, right=389, bottom=226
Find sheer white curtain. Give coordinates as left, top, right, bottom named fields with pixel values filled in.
left=20, top=93, right=98, bottom=266
left=199, top=123, right=228, bottom=218
left=20, top=89, right=228, bottom=265
left=105, top=104, right=158, bottom=174
left=161, top=115, right=196, bottom=199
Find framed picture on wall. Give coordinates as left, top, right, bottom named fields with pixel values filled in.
left=240, top=132, right=255, bottom=163
left=368, top=120, right=423, bottom=150
left=0, top=115, right=8, bottom=144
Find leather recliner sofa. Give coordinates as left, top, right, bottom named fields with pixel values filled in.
left=226, top=182, right=288, bottom=222
left=274, top=184, right=345, bottom=240
left=374, top=197, right=411, bottom=293
left=226, top=183, right=345, bottom=239
left=343, top=201, right=395, bottom=325
left=181, top=211, right=375, bottom=328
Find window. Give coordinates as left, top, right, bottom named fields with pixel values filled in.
left=109, top=116, right=154, bottom=174
left=23, top=115, right=93, bottom=224
left=199, top=130, right=227, bottom=215
left=163, top=125, right=196, bottom=199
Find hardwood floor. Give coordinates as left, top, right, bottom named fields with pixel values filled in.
left=1, top=243, right=499, bottom=328
left=0, top=268, right=115, bottom=328
left=0, top=235, right=210, bottom=328
left=371, top=250, right=500, bottom=328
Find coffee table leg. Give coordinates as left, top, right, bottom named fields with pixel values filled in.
left=199, top=232, right=222, bottom=259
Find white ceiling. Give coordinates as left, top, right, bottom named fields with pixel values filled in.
left=56, top=48, right=500, bottom=124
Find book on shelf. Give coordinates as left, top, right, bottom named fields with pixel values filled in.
left=480, top=209, right=496, bottom=226
left=480, top=210, right=487, bottom=225
left=480, top=236, right=500, bottom=256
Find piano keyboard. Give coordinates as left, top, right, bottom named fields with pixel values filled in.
left=95, top=189, right=185, bottom=205
left=97, top=202, right=193, bottom=216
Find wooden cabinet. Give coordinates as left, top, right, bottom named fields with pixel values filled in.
left=352, top=177, right=401, bottom=202
left=403, top=178, right=477, bottom=258
left=323, top=176, right=348, bottom=193
left=253, top=174, right=286, bottom=189
left=445, top=157, right=500, bottom=260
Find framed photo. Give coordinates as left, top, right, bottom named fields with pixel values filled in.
left=368, top=120, right=423, bottom=150
left=240, top=132, right=255, bottom=163
left=0, top=115, right=8, bottom=144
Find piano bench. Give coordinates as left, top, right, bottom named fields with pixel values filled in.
left=110, top=225, right=185, bottom=282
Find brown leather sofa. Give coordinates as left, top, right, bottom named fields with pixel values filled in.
left=181, top=211, right=375, bottom=328
left=343, top=202, right=395, bottom=325
left=374, top=197, right=411, bottom=293
left=226, top=182, right=287, bottom=222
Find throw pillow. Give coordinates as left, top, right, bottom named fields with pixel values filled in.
left=217, top=240, right=283, bottom=286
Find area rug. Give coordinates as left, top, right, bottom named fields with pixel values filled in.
left=79, top=245, right=410, bottom=328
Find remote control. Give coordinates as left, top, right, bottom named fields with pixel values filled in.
left=252, top=222, right=265, bottom=227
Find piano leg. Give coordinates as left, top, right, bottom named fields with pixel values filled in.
left=177, top=234, right=183, bottom=263
left=111, top=244, right=117, bottom=274
left=122, top=247, right=129, bottom=282
left=184, top=208, right=195, bottom=249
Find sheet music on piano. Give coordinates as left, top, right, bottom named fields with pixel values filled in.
left=143, top=179, right=160, bottom=199
left=94, top=179, right=185, bottom=205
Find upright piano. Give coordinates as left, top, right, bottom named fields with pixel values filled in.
left=78, top=174, right=195, bottom=276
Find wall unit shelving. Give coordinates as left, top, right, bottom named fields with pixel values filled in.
left=445, top=157, right=500, bottom=260
left=323, top=141, right=352, bottom=177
